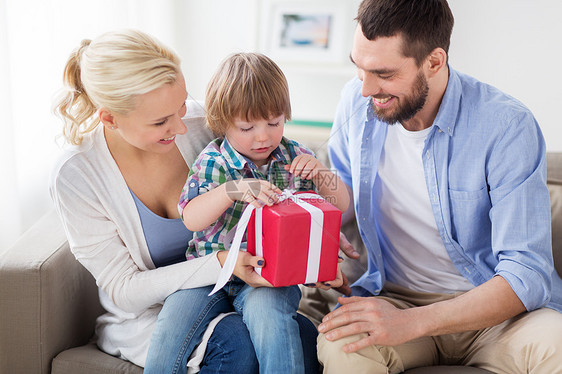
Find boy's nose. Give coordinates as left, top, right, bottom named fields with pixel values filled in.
left=254, top=129, right=268, bottom=142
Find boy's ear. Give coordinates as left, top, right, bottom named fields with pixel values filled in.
left=99, top=108, right=118, bottom=130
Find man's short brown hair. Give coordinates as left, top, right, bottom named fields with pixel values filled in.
left=357, top=0, right=454, bottom=66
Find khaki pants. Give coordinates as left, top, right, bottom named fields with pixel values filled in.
left=318, top=283, right=562, bottom=374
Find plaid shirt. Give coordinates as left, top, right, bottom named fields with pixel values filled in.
left=179, top=136, right=317, bottom=258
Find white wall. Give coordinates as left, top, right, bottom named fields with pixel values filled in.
left=448, top=0, right=562, bottom=151
left=3, top=0, right=562, bottom=251
left=178, top=0, right=562, bottom=151
left=173, top=0, right=261, bottom=104
left=174, top=0, right=359, bottom=124
left=0, top=0, right=180, bottom=251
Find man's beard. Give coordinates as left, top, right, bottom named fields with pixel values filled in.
left=373, top=70, right=429, bottom=125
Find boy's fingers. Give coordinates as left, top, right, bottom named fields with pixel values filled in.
left=289, top=156, right=308, bottom=175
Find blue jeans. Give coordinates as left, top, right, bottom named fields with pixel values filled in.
left=144, top=285, right=319, bottom=374
left=227, top=278, right=305, bottom=374
left=198, top=314, right=259, bottom=373
left=144, top=285, right=257, bottom=373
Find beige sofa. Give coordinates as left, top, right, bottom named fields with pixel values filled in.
left=1, top=150, right=560, bottom=374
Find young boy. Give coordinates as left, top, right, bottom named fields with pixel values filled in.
left=178, top=52, right=349, bottom=373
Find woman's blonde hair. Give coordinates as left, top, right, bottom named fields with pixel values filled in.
left=205, top=52, right=291, bottom=136
left=53, top=29, right=181, bottom=145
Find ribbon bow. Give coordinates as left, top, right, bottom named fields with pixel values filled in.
left=209, top=189, right=324, bottom=295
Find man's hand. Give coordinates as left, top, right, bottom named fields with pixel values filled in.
left=317, top=296, right=421, bottom=353
left=318, top=276, right=528, bottom=353
left=313, top=232, right=359, bottom=296
left=304, top=258, right=345, bottom=290
left=303, top=255, right=352, bottom=296
left=333, top=269, right=351, bottom=296
left=339, top=231, right=360, bottom=259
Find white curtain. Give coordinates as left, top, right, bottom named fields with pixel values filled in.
left=0, top=0, right=179, bottom=251
left=0, top=0, right=22, bottom=250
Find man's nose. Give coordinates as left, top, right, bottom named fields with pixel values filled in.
left=360, top=74, right=383, bottom=98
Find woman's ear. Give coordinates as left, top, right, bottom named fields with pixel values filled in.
left=425, top=47, right=448, bottom=77
left=99, top=108, right=117, bottom=130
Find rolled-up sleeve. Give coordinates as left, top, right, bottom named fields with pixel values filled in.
left=178, top=153, right=226, bottom=218
left=488, top=111, right=552, bottom=311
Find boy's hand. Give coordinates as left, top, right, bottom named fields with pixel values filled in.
left=284, top=154, right=327, bottom=180
left=225, top=178, right=282, bottom=208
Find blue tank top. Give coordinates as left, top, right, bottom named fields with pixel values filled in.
left=130, top=190, right=193, bottom=268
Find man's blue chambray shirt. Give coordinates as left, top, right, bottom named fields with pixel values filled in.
left=328, top=67, right=562, bottom=312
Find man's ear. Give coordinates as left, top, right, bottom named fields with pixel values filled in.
left=425, top=47, right=448, bottom=77
left=99, top=108, right=117, bottom=130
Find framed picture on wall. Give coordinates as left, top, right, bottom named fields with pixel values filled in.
left=260, top=0, right=353, bottom=64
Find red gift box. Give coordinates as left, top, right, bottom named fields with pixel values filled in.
left=246, top=192, right=342, bottom=287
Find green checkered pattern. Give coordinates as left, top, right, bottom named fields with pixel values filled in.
left=179, top=136, right=316, bottom=259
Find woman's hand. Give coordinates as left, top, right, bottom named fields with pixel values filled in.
left=217, top=251, right=272, bottom=288
left=225, top=178, right=282, bottom=208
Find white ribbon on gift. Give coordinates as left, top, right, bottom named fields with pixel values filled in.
left=209, top=190, right=325, bottom=295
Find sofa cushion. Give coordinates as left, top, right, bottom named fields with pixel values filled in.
left=52, top=343, right=142, bottom=374
left=404, top=366, right=494, bottom=374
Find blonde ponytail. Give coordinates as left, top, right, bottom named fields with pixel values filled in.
left=54, top=39, right=99, bottom=145
left=53, top=30, right=181, bottom=145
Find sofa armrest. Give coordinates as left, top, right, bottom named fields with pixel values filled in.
left=0, top=209, right=104, bottom=374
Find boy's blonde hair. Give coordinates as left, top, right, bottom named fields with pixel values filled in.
left=53, top=29, right=181, bottom=145
left=205, top=53, right=291, bottom=136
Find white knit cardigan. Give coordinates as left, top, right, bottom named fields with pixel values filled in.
left=50, top=101, right=222, bottom=367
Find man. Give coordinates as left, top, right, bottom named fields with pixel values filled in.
left=318, top=0, right=562, bottom=372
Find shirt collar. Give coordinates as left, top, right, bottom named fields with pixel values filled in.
left=220, top=137, right=250, bottom=169
left=432, top=66, right=462, bottom=137
left=219, top=137, right=290, bottom=171
left=270, top=138, right=291, bottom=164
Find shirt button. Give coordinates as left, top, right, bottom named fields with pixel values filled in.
left=190, top=182, right=196, bottom=187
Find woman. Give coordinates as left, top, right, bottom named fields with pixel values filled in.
left=50, top=29, right=319, bottom=373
